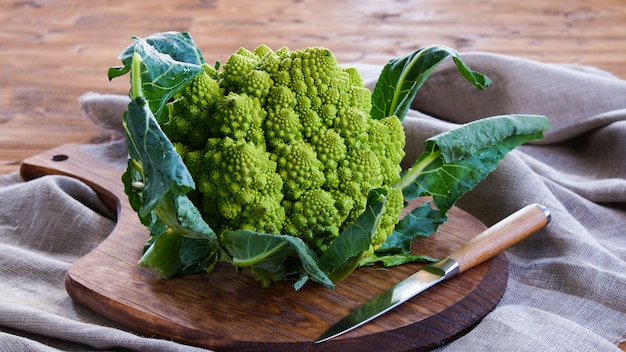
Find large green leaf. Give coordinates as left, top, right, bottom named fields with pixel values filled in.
left=179, top=237, right=220, bottom=273
left=108, top=32, right=204, bottom=78
left=109, top=32, right=205, bottom=122
left=137, top=229, right=185, bottom=279
left=138, top=230, right=220, bottom=279
left=398, top=115, right=550, bottom=211
left=366, top=114, right=551, bottom=262
left=377, top=201, right=447, bottom=255
left=318, top=188, right=388, bottom=281
left=221, top=230, right=335, bottom=290
left=370, top=45, right=492, bottom=121
left=429, top=114, right=550, bottom=163
left=359, top=200, right=446, bottom=268
left=360, top=252, right=438, bottom=268
left=122, top=52, right=219, bottom=282
left=142, top=31, right=205, bottom=65
left=122, top=96, right=196, bottom=216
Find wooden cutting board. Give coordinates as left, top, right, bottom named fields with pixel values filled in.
left=20, top=143, right=508, bottom=352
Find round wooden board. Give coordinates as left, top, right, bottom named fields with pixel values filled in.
left=20, top=144, right=508, bottom=352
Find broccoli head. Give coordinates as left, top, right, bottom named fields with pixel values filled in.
left=163, top=45, right=406, bottom=256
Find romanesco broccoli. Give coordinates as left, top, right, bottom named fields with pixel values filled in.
left=163, top=45, right=406, bottom=256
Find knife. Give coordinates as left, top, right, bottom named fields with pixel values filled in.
left=315, top=203, right=551, bottom=343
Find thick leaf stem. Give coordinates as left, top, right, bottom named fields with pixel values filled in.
left=394, top=148, right=441, bottom=191
left=154, top=197, right=209, bottom=240
left=130, top=52, right=144, bottom=100
left=138, top=229, right=184, bottom=279
left=388, top=46, right=434, bottom=116
left=231, top=242, right=288, bottom=267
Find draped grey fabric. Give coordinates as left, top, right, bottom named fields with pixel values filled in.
left=1, top=53, right=624, bottom=351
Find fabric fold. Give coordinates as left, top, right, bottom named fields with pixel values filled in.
left=411, top=52, right=626, bottom=144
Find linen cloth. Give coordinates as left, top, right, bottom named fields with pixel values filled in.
left=1, top=52, right=625, bottom=351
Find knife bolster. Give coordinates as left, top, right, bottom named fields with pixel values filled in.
left=423, top=258, right=460, bottom=279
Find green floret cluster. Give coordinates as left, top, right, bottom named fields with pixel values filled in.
left=162, top=45, right=406, bottom=256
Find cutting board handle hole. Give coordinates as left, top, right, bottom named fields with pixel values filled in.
left=51, top=154, right=69, bottom=162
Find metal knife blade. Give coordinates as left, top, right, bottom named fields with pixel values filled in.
left=315, top=203, right=551, bottom=343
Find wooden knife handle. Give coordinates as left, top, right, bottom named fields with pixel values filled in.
left=448, top=204, right=551, bottom=273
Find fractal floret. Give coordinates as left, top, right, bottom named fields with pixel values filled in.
left=162, top=45, right=406, bottom=257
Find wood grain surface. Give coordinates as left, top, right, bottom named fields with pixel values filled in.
left=2, top=0, right=626, bottom=176
left=20, top=144, right=508, bottom=351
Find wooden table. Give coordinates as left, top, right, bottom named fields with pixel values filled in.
left=1, top=0, right=626, bottom=176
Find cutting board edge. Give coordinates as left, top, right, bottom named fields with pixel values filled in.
left=63, top=253, right=508, bottom=352
left=64, top=262, right=242, bottom=348
left=64, top=263, right=322, bottom=351
left=21, top=143, right=509, bottom=352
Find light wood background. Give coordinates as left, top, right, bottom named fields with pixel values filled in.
left=1, top=0, right=625, bottom=349
left=1, top=0, right=626, bottom=176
